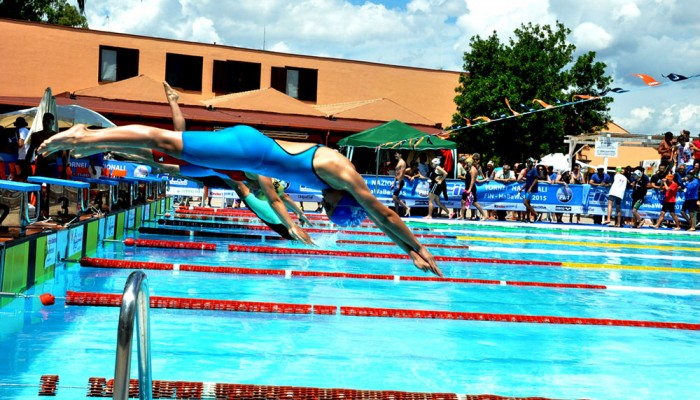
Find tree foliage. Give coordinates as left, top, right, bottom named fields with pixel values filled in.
left=453, top=22, right=612, bottom=164
left=0, top=0, right=88, bottom=28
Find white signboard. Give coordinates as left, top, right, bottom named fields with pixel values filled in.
left=595, top=137, right=619, bottom=158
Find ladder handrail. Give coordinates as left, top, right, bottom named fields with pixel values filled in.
left=113, top=271, right=153, bottom=400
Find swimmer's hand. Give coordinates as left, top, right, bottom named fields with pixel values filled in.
left=289, top=224, right=314, bottom=245
left=409, top=246, right=443, bottom=277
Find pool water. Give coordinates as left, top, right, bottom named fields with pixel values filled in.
left=1, top=216, right=699, bottom=399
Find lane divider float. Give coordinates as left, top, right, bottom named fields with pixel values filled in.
left=64, top=291, right=700, bottom=331
left=79, top=257, right=606, bottom=290
left=228, top=244, right=563, bottom=265
left=122, top=238, right=216, bottom=251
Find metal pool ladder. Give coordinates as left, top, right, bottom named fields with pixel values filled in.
left=114, top=271, right=153, bottom=400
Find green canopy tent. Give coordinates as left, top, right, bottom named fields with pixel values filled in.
left=337, top=119, right=458, bottom=178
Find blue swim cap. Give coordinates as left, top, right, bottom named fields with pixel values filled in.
left=328, top=194, right=367, bottom=226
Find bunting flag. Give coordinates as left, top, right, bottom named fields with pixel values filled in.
left=374, top=71, right=699, bottom=148
left=632, top=73, right=661, bottom=86
left=505, top=98, right=521, bottom=116
left=532, top=99, right=554, bottom=109
left=572, top=94, right=600, bottom=101
left=598, top=87, right=629, bottom=95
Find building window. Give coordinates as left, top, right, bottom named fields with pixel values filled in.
left=165, top=53, right=203, bottom=91
left=99, top=46, right=139, bottom=82
left=271, top=66, right=318, bottom=102
left=212, top=60, right=261, bottom=94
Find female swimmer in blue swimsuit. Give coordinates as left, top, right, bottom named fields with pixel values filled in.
left=39, top=122, right=442, bottom=278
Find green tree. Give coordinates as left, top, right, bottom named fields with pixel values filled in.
left=453, top=21, right=612, bottom=164
left=0, top=0, right=88, bottom=28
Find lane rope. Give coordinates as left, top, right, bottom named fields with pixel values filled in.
left=79, top=257, right=607, bottom=291
left=64, top=291, right=700, bottom=331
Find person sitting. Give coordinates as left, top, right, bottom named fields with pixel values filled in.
left=39, top=123, right=442, bottom=277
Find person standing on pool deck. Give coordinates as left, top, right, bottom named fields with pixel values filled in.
left=39, top=123, right=442, bottom=277
left=652, top=173, right=681, bottom=230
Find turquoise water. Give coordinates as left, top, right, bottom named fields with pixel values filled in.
left=1, top=217, right=700, bottom=399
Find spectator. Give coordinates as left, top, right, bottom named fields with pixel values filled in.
left=657, top=131, right=675, bottom=172
left=681, top=172, right=699, bottom=231
left=494, top=163, right=516, bottom=183
left=690, top=133, right=700, bottom=166
left=0, top=126, right=19, bottom=180
left=630, top=169, right=650, bottom=229
left=568, top=164, right=584, bottom=223
left=466, top=153, right=487, bottom=220
left=518, top=158, right=540, bottom=222
left=653, top=173, right=681, bottom=230
left=13, top=117, right=30, bottom=181
left=589, top=165, right=612, bottom=187
left=677, top=134, right=692, bottom=167
left=426, top=157, right=452, bottom=219
left=604, top=166, right=629, bottom=227
left=390, top=151, right=410, bottom=216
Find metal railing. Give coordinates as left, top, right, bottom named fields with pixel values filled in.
left=113, top=271, right=153, bottom=400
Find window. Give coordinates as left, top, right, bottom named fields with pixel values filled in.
left=165, top=53, right=203, bottom=91
left=212, top=60, right=261, bottom=94
left=99, top=46, right=139, bottom=82
left=271, top=66, right=318, bottom=102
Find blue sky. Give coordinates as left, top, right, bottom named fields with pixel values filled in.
left=71, top=0, right=700, bottom=136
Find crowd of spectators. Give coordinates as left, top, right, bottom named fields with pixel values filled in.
left=388, top=129, right=700, bottom=231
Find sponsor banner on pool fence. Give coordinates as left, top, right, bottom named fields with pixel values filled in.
left=162, top=174, right=682, bottom=219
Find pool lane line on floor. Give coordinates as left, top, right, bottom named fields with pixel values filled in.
left=63, top=290, right=700, bottom=331
left=467, top=245, right=700, bottom=263
left=413, top=218, right=700, bottom=240
left=435, top=226, right=700, bottom=246
left=455, top=235, right=700, bottom=252
left=226, top=244, right=700, bottom=274
left=156, top=218, right=455, bottom=239
left=336, top=239, right=470, bottom=249
left=79, top=257, right=700, bottom=295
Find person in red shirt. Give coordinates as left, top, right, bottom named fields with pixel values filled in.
left=653, top=173, right=681, bottom=230
left=690, top=133, right=700, bottom=166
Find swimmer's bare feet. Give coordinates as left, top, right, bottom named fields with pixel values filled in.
left=163, top=81, right=179, bottom=103
left=38, top=124, right=87, bottom=156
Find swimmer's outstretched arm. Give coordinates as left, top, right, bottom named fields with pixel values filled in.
left=280, top=192, right=312, bottom=226
left=316, top=151, right=442, bottom=277
left=254, top=174, right=313, bottom=244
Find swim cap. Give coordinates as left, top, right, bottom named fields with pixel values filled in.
left=633, top=170, right=643, bottom=179
left=431, top=158, right=441, bottom=166
left=328, top=194, right=368, bottom=226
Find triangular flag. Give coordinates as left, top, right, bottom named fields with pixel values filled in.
left=532, top=99, right=553, bottom=109
left=505, top=98, right=520, bottom=116
left=632, top=73, right=661, bottom=86
left=663, top=73, right=688, bottom=82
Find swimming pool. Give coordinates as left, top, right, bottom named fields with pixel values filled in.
left=1, top=211, right=699, bottom=399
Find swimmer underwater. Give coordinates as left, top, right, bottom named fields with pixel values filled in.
left=39, top=124, right=443, bottom=277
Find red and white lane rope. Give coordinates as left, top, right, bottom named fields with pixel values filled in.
left=63, top=291, right=700, bottom=331
left=27, top=375, right=560, bottom=399
left=228, top=244, right=558, bottom=265
left=79, top=257, right=605, bottom=290
left=122, top=238, right=216, bottom=251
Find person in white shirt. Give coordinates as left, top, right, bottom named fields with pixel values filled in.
left=604, top=166, right=629, bottom=227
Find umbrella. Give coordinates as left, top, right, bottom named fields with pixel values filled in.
left=28, top=87, right=58, bottom=136
left=539, top=153, right=571, bottom=172
left=0, top=105, right=116, bottom=131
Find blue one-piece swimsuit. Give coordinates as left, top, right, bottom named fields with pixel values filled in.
left=181, top=126, right=331, bottom=191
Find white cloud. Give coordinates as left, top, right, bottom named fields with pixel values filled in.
left=189, top=17, right=220, bottom=44
left=572, top=22, right=613, bottom=51
left=612, top=2, right=641, bottom=21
